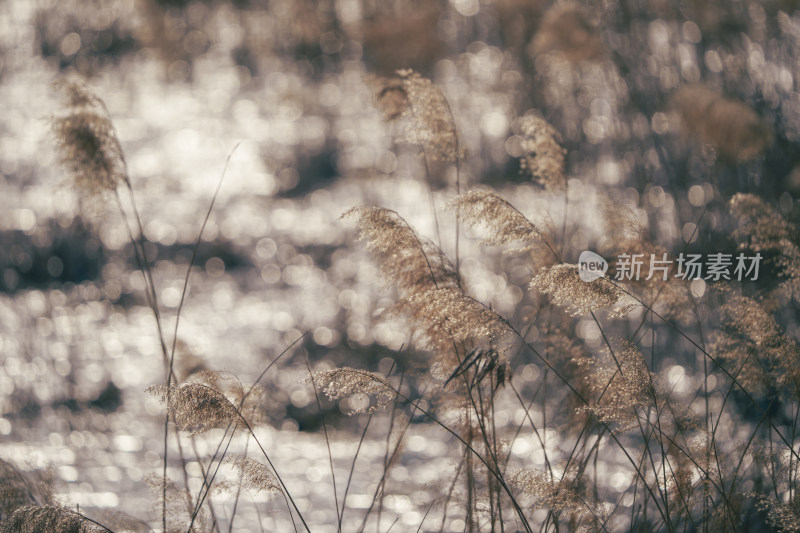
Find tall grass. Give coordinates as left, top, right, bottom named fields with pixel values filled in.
left=1, top=65, right=796, bottom=533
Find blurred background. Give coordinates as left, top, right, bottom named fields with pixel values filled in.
left=1, top=0, right=799, bottom=530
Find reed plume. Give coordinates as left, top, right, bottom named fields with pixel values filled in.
left=311, top=367, right=395, bottom=414
left=576, top=340, right=655, bottom=428
left=190, top=369, right=263, bottom=418
left=600, top=201, right=693, bottom=321
left=226, top=455, right=282, bottom=494
left=344, top=206, right=509, bottom=364
left=145, top=475, right=208, bottom=533
left=450, top=190, right=548, bottom=247
left=599, top=202, right=648, bottom=252
left=342, top=206, right=459, bottom=295
left=51, top=79, right=128, bottom=197
left=730, top=193, right=795, bottom=252
left=147, top=382, right=240, bottom=435
left=371, top=69, right=460, bottom=162
left=513, top=115, right=567, bottom=191
left=711, top=292, right=800, bottom=396
left=530, top=264, right=635, bottom=317
left=401, top=288, right=511, bottom=354
left=510, top=470, right=598, bottom=525
left=752, top=493, right=800, bottom=533
left=0, top=460, right=41, bottom=524
left=3, top=505, right=106, bottom=533
left=730, top=193, right=800, bottom=299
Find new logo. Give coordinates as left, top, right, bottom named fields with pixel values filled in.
left=578, top=251, right=608, bottom=282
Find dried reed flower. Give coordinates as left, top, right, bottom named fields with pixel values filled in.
left=539, top=329, right=594, bottom=422
left=647, top=279, right=694, bottom=322
left=576, top=341, right=655, bottom=428
left=530, top=264, right=636, bottom=317
left=226, top=455, right=282, bottom=494
left=145, top=475, right=207, bottom=533
left=731, top=193, right=800, bottom=258
left=54, top=78, right=105, bottom=109
left=598, top=201, right=693, bottom=321
left=661, top=437, right=703, bottom=511
left=345, top=206, right=507, bottom=365
left=0, top=459, right=39, bottom=523
left=191, top=370, right=262, bottom=409
left=752, top=493, right=800, bottom=533
left=5, top=505, right=101, bottom=533
left=510, top=470, right=593, bottom=519
left=51, top=80, right=128, bottom=196
left=147, top=382, right=240, bottom=434
left=672, top=85, right=773, bottom=162
left=402, top=288, right=511, bottom=353
left=189, top=370, right=265, bottom=424
left=342, top=206, right=459, bottom=296
left=311, top=367, right=395, bottom=414
left=529, top=3, right=604, bottom=63
left=600, top=202, right=648, bottom=252
left=190, top=370, right=245, bottom=399
left=449, top=190, right=546, bottom=246
left=513, top=115, right=566, bottom=191
left=730, top=193, right=795, bottom=250
left=711, top=293, right=800, bottom=396
left=730, top=193, right=800, bottom=299
left=371, top=69, right=460, bottom=162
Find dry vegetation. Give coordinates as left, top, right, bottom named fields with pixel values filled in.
left=4, top=0, right=800, bottom=532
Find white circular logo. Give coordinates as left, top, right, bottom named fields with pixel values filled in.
left=578, top=251, right=608, bottom=282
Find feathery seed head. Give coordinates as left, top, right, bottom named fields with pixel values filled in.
left=5, top=505, right=100, bottom=533
left=730, top=193, right=794, bottom=251
left=600, top=202, right=648, bottom=252
left=342, top=206, right=459, bottom=296
left=310, top=367, right=395, bottom=414
left=449, top=190, right=546, bottom=246
left=190, top=369, right=264, bottom=422
left=0, top=459, right=42, bottom=523
left=513, top=115, right=566, bottom=191
left=577, top=340, right=655, bottom=427
left=54, top=79, right=105, bottom=109
left=147, top=383, right=240, bottom=434
left=510, top=470, right=595, bottom=520
left=145, top=475, right=208, bottom=532
left=711, top=293, right=800, bottom=395
left=730, top=193, right=800, bottom=299
left=751, top=493, right=800, bottom=533
left=343, top=206, right=506, bottom=364
left=226, top=455, right=282, bottom=494
left=401, top=288, right=511, bottom=354
left=530, top=264, right=635, bottom=317
left=371, top=69, right=460, bottom=162
left=52, top=80, right=128, bottom=196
